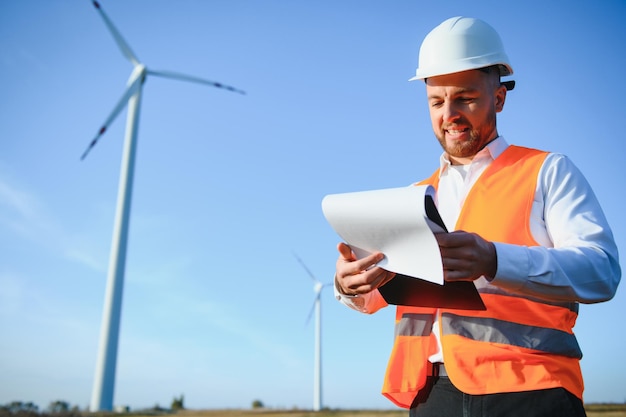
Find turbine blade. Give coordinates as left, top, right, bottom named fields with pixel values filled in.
left=80, top=126, right=107, bottom=161
left=304, top=295, right=320, bottom=326
left=148, top=69, right=246, bottom=95
left=92, top=1, right=140, bottom=66
left=305, top=303, right=314, bottom=326
left=80, top=75, right=142, bottom=160
left=293, top=252, right=318, bottom=283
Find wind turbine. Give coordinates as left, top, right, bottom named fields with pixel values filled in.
left=294, top=254, right=332, bottom=412
left=82, top=1, right=244, bottom=412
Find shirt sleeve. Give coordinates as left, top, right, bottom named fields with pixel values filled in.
left=492, top=153, right=621, bottom=303
left=333, top=280, right=389, bottom=314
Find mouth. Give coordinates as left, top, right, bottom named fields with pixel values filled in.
left=444, top=127, right=470, bottom=139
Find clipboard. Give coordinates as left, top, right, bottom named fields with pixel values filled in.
left=378, top=274, right=486, bottom=310
left=379, top=194, right=485, bottom=310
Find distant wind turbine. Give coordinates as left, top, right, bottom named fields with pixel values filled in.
left=83, top=1, right=244, bottom=412
left=294, top=254, right=332, bottom=412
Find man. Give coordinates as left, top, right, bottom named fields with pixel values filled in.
left=333, top=16, right=621, bottom=417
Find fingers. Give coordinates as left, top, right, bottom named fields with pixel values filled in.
left=338, top=266, right=396, bottom=295
left=337, top=242, right=355, bottom=261
left=336, top=243, right=383, bottom=275
left=335, top=243, right=394, bottom=295
left=436, top=231, right=497, bottom=282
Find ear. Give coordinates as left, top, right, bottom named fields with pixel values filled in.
left=495, top=85, right=507, bottom=113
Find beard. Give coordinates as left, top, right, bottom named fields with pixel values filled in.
left=435, top=114, right=497, bottom=159
left=435, top=127, right=483, bottom=158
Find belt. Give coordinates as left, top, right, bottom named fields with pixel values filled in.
left=433, top=362, right=448, bottom=377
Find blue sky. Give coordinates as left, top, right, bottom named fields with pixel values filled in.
left=1, top=0, right=625, bottom=411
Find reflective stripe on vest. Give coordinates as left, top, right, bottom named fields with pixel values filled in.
left=381, top=146, right=584, bottom=408
left=442, top=313, right=582, bottom=359
left=396, top=313, right=434, bottom=337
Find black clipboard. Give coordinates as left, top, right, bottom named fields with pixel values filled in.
left=379, top=274, right=486, bottom=310
left=378, top=194, right=486, bottom=310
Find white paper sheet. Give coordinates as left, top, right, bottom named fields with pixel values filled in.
left=322, top=185, right=445, bottom=285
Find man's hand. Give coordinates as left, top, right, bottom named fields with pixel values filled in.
left=335, top=242, right=396, bottom=295
left=435, top=231, right=497, bottom=282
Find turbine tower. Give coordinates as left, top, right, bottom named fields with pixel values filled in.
left=82, top=2, right=244, bottom=411
left=294, top=254, right=331, bottom=412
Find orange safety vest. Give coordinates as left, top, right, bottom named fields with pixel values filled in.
left=381, top=145, right=584, bottom=408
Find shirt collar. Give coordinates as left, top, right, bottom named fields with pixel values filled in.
left=438, top=136, right=509, bottom=176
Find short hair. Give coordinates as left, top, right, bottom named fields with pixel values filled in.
left=479, top=65, right=515, bottom=90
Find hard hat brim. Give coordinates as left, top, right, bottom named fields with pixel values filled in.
left=408, top=71, right=516, bottom=91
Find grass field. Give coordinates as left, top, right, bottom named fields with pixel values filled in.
left=169, top=405, right=626, bottom=417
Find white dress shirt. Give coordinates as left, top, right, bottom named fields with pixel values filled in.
left=335, top=137, right=621, bottom=360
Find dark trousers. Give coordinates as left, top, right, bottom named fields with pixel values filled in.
left=409, top=376, right=587, bottom=417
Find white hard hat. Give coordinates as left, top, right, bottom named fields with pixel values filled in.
left=410, top=16, right=515, bottom=90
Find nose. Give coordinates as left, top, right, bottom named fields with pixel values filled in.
left=442, top=101, right=461, bottom=123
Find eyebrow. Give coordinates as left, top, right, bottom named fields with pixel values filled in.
left=427, top=87, right=480, bottom=100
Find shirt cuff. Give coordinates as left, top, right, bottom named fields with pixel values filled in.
left=333, top=280, right=388, bottom=313
left=492, top=242, right=530, bottom=292
left=334, top=280, right=366, bottom=311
